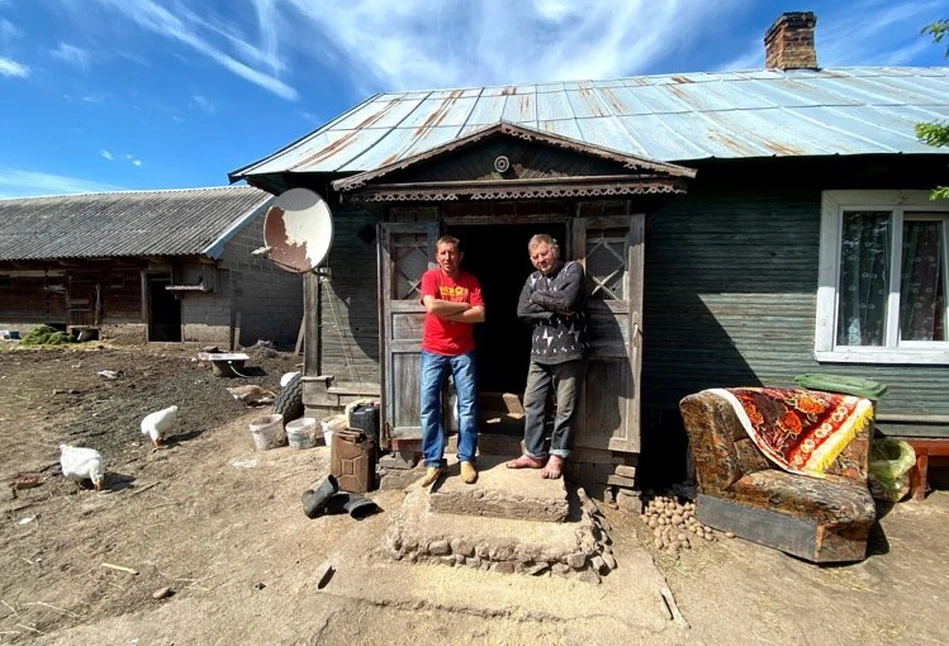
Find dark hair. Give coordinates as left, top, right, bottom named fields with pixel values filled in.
left=436, top=235, right=462, bottom=251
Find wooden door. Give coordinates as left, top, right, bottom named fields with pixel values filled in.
left=572, top=214, right=644, bottom=453
left=377, top=221, right=440, bottom=441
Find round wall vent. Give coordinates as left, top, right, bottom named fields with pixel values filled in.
left=493, top=155, right=510, bottom=173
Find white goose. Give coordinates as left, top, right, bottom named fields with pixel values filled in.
left=59, top=444, right=105, bottom=491
left=141, top=405, right=178, bottom=448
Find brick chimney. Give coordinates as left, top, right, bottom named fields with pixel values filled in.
left=764, top=12, right=818, bottom=70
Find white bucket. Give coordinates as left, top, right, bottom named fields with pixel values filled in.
left=320, top=414, right=345, bottom=448
left=286, top=417, right=318, bottom=450
left=249, top=414, right=286, bottom=450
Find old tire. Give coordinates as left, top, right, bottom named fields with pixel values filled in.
left=273, top=373, right=304, bottom=422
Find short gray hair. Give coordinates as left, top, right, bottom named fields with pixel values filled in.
left=528, top=234, right=559, bottom=254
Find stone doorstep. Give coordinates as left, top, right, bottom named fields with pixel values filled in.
left=429, top=454, right=569, bottom=523
left=384, top=486, right=615, bottom=582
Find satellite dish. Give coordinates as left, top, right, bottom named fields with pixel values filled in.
left=263, top=188, right=333, bottom=274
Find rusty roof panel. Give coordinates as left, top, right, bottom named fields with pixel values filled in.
left=340, top=125, right=463, bottom=171
left=398, top=95, right=478, bottom=129
left=536, top=90, right=576, bottom=121
left=575, top=117, right=647, bottom=157
left=537, top=118, right=583, bottom=141
left=331, top=96, right=425, bottom=130
left=502, top=91, right=537, bottom=124
left=565, top=89, right=612, bottom=118
left=230, top=67, right=949, bottom=180
left=617, top=115, right=710, bottom=160
left=466, top=94, right=508, bottom=125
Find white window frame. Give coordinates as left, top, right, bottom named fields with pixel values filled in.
left=816, top=190, right=949, bottom=365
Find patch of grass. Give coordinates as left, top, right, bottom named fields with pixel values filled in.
left=19, top=325, right=73, bottom=346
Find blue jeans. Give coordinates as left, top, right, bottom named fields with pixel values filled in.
left=523, top=360, right=584, bottom=460
left=420, top=350, right=478, bottom=468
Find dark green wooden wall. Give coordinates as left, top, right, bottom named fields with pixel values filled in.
left=318, top=206, right=381, bottom=384
left=644, top=156, right=949, bottom=439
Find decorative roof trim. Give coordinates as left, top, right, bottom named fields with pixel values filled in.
left=332, top=122, right=696, bottom=193
left=345, top=176, right=689, bottom=202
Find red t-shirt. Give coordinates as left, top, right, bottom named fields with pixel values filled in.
left=420, top=269, right=484, bottom=356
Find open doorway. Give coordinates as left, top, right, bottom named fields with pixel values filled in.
left=148, top=275, right=181, bottom=342
left=447, top=222, right=566, bottom=433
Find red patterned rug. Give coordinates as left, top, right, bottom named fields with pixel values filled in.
left=708, top=387, right=873, bottom=477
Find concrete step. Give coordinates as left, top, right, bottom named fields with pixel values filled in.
left=428, top=454, right=568, bottom=523
left=384, top=483, right=613, bottom=582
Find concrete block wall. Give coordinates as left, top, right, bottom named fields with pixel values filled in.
left=219, top=211, right=303, bottom=349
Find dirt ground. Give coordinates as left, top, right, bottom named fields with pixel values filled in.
left=0, top=343, right=947, bottom=645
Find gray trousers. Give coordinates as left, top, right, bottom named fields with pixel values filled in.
left=522, top=359, right=584, bottom=459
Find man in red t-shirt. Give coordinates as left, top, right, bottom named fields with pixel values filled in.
left=418, top=235, right=485, bottom=487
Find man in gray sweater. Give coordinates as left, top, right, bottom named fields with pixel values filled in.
left=507, top=234, right=587, bottom=479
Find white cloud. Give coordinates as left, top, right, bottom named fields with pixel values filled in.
left=193, top=94, right=215, bottom=114
left=89, top=0, right=297, bottom=100
left=51, top=42, right=92, bottom=70
left=123, top=153, right=143, bottom=166
left=0, top=168, right=123, bottom=198
left=101, top=150, right=113, bottom=160
left=131, top=159, right=143, bottom=167
left=282, top=0, right=747, bottom=90
left=0, top=56, right=28, bottom=78
left=81, top=94, right=105, bottom=103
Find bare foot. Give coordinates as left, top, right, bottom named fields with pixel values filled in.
left=506, top=455, right=545, bottom=469
left=541, top=455, right=564, bottom=479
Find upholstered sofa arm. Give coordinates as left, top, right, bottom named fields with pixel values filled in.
left=680, top=391, right=747, bottom=493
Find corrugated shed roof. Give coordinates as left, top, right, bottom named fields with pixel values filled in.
left=231, top=67, right=949, bottom=180
left=0, top=186, right=271, bottom=261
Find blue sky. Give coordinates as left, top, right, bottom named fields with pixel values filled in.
left=0, top=0, right=945, bottom=197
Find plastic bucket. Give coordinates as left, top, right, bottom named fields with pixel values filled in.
left=249, top=414, right=286, bottom=450
left=320, top=414, right=345, bottom=448
left=286, top=417, right=319, bottom=450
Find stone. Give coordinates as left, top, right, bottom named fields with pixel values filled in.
left=614, top=465, right=637, bottom=478
left=591, top=555, right=608, bottom=575
left=575, top=569, right=601, bottom=584
left=450, top=538, right=474, bottom=557
left=378, top=451, right=417, bottom=470
left=526, top=563, right=550, bottom=576
left=152, top=587, right=173, bottom=600
left=466, top=557, right=481, bottom=569
left=606, top=474, right=637, bottom=488
left=475, top=544, right=491, bottom=559
left=552, top=563, right=571, bottom=576
left=492, top=561, right=515, bottom=574
left=566, top=552, right=587, bottom=570
left=440, top=555, right=456, bottom=566
left=602, top=552, right=617, bottom=571
left=428, top=540, right=450, bottom=555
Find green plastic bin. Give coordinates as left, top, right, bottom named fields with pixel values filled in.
left=793, top=374, right=888, bottom=401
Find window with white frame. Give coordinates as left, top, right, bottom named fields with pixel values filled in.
left=816, top=190, right=949, bottom=364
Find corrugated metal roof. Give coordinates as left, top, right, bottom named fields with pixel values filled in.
left=232, top=67, right=949, bottom=180
left=0, top=186, right=271, bottom=261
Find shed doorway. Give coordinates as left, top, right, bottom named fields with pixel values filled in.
left=148, top=275, right=181, bottom=342
left=447, top=222, right=566, bottom=435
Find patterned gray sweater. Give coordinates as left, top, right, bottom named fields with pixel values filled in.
left=516, top=261, right=588, bottom=364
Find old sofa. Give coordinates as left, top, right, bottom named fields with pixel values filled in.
left=680, top=389, right=877, bottom=563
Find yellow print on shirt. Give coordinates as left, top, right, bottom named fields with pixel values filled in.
left=439, top=285, right=468, bottom=299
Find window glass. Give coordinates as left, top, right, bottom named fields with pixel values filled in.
left=836, top=211, right=890, bottom=346
left=900, top=217, right=946, bottom=342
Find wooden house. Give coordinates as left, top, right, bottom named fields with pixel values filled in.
left=230, top=13, right=949, bottom=489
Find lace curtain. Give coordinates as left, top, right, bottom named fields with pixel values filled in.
left=900, top=219, right=945, bottom=342
left=837, top=211, right=890, bottom=346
